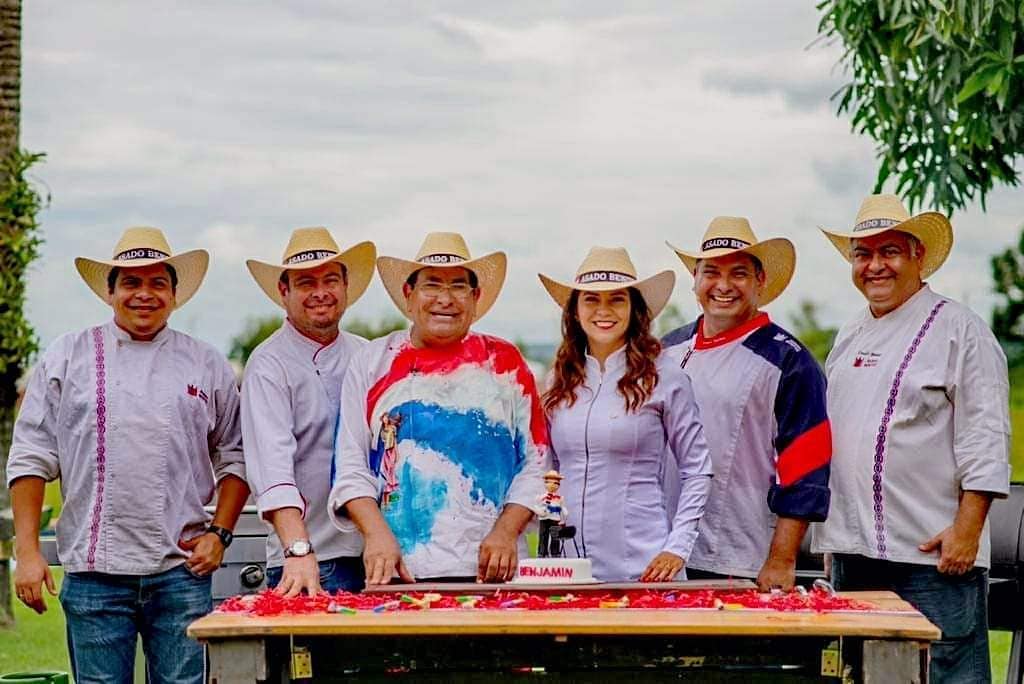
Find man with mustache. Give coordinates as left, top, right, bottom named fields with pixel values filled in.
left=813, top=195, right=1010, bottom=683
left=243, top=228, right=376, bottom=595
left=329, top=232, right=548, bottom=585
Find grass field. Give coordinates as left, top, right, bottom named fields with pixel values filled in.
left=0, top=568, right=70, bottom=675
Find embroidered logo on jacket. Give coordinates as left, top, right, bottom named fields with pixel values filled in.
left=852, top=352, right=880, bottom=368
left=773, top=332, right=802, bottom=352
left=186, top=384, right=209, bottom=403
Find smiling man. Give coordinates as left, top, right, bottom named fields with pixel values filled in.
left=661, top=217, right=831, bottom=591
left=8, top=227, right=248, bottom=684
left=329, top=232, right=548, bottom=584
left=243, top=228, right=376, bottom=596
left=813, top=195, right=1010, bottom=683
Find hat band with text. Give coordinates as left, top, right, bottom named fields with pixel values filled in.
left=854, top=217, right=900, bottom=232
left=417, top=253, right=467, bottom=265
left=115, top=247, right=170, bottom=261
left=701, top=237, right=751, bottom=251
left=286, top=249, right=339, bottom=265
left=576, top=270, right=634, bottom=285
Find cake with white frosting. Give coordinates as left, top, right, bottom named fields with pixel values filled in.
left=512, top=557, right=596, bottom=584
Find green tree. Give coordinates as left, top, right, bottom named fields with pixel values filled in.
left=789, top=300, right=837, bottom=367
left=991, top=224, right=1024, bottom=365
left=818, top=0, right=1024, bottom=213
left=655, top=302, right=688, bottom=338
left=0, top=0, right=44, bottom=627
left=344, top=314, right=406, bottom=340
left=228, top=315, right=282, bottom=366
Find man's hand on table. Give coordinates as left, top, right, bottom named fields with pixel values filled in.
left=478, top=527, right=518, bottom=582
left=276, top=554, right=324, bottom=597
left=363, top=529, right=414, bottom=585
left=756, top=557, right=796, bottom=592
left=640, top=551, right=685, bottom=582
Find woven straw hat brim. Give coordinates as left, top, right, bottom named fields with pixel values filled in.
left=245, top=241, right=377, bottom=309
left=74, top=249, right=210, bottom=309
left=377, top=251, right=507, bottom=322
left=538, top=270, right=676, bottom=320
left=819, top=212, right=952, bottom=278
left=669, top=237, right=795, bottom=307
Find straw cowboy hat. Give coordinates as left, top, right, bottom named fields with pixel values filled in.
left=542, top=470, right=564, bottom=481
left=538, top=246, right=676, bottom=319
left=377, top=232, right=507, bottom=322
left=246, top=227, right=376, bottom=308
left=74, top=227, right=209, bottom=308
left=668, top=217, right=795, bottom=307
left=820, top=194, right=953, bottom=278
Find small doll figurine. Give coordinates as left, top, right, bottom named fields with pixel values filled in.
left=535, top=470, right=570, bottom=557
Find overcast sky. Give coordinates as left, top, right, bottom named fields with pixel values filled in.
left=21, top=1, right=1024, bottom=352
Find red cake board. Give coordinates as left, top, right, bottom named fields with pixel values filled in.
left=364, top=579, right=757, bottom=594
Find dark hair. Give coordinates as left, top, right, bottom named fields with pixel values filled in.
left=405, top=267, right=479, bottom=289
left=279, top=262, right=348, bottom=288
left=543, top=288, right=661, bottom=414
left=695, top=253, right=764, bottom=277
left=107, top=263, right=178, bottom=293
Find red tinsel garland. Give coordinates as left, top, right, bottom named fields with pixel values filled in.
left=217, top=589, right=876, bottom=617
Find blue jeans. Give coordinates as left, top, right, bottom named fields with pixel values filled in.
left=831, top=554, right=989, bottom=684
left=266, top=556, right=365, bottom=593
left=59, top=564, right=211, bottom=684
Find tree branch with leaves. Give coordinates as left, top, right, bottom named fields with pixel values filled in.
left=818, top=0, right=1024, bottom=213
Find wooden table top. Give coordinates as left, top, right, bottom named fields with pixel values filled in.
left=188, top=591, right=940, bottom=641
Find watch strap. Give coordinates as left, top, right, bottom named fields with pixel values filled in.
left=206, top=524, right=234, bottom=548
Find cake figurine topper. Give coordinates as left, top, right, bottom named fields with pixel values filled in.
left=536, top=470, right=576, bottom=558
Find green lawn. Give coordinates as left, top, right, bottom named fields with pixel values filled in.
left=0, top=568, right=70, bottom=675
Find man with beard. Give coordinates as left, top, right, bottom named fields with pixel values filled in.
left=243, top=228, right=376, bottom=594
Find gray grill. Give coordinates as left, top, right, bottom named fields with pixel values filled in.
left=39, top=505, right=269, bottom=602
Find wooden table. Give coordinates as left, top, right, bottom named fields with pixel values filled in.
left=189, top=587, right=939, bottom=683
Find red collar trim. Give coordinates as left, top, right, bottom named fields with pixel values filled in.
left=694, top=312, right=770, bottom=350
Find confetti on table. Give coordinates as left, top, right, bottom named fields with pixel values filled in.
left=217, top=588, right=879, bottom=617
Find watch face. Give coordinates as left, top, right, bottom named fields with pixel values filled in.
left=291, top=540, right=311, bottom=556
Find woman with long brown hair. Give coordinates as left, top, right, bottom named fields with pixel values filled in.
left=539, top=246, right=713, bottom=582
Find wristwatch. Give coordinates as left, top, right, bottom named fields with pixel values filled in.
left=284, top=539, right=313, bottom=558
left=206, top=525, right=234, bottom=548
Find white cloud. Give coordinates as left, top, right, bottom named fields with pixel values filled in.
left=19, top=1, right=1024, bottom=354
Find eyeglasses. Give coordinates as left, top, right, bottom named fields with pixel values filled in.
left=416, top=281, right=475, bottom=299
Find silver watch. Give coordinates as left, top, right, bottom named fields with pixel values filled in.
left=284, top=539, right=313, bottom=558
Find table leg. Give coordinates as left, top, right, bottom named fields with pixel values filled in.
left=1009, top=629, right=1024, bottom=684
left=861, top=640, right=928, bottom=683
left=207, top=638, right=269, bottom=684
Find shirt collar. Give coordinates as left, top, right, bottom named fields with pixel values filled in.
left=108, top=319, right=172, bottom=344
left=694, top=312, right=770, bottom=350
left=866, top=283, right=933, bottom=322
left=284, top=318, right=339, bottom=360
left=585, top=345, right=627, bottom=372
